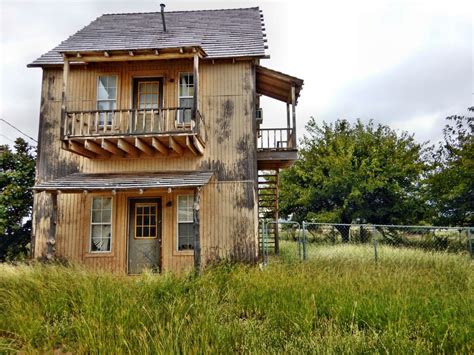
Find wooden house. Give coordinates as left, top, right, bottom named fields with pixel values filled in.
left=28, top=6, right=304, bottom=273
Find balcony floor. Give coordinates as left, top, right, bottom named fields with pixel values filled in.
left=257, top=149, right=298, bottom=170
left=63, top=133, right=204, bottom=159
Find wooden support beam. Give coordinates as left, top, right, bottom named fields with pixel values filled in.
left=67, top=52, right=195, bottom=63
left=286, top=103, right=291, bottom=129
left=154, top=49, right=160, bottom=55
left=135, top=137, right=154, bottom=156
left=60, top=55, right=70, bottom=139
left=193, top=187, right=201, bottom=273
left=274, top=169, right=280, bottom=255
left=128, top=51, right=134, bottom=56
left=104, top=51, right=110, bottom=57
left=291, top=85, right=297, bottom=147
left=152, top=137, right=168, bottom=156
left=192, top=136, right=205, bottom=155
left=117, top=138, right=140, bottom=157
left=84, top=140, right=111, bottom=158
left=46, top=192, right=58, bottom=260
left=169, top=136, right=183, bottom=155
left=68, top=141, right=97, bottom=158
left=101, top=139, right=125, bottom=157
left=192, top=53, right=199, bottom=120
left=186, top=136, right=198, bottom=156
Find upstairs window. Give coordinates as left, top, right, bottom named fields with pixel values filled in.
left=178, top=73, right=194, bottom=123
left=90, top=197, right=112, bottom=252
left=177, top=195, right=194, bottom=251
left=97, top=75, right=117, bottom=126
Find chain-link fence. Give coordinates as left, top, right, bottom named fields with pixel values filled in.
left=259, top=221, right=473, bottom=265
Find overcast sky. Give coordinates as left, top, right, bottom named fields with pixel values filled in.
left=0, top=0, right=472, bottom=147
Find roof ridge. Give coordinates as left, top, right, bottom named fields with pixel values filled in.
left=100, top=7, right=260, bottom=16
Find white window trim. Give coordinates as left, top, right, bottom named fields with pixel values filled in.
left=89, top=196, right=113, bottom=253
left=176, top=194, right=194, bottom=252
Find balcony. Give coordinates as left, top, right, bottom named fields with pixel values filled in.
left=62, top=108, right=206, bottom=158
left=257, top=128, right=298, bottom=169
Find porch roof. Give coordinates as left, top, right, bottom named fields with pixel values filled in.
left=255, top=65, right=304, bottom=104
left=33, top=171, right=214, bottom=192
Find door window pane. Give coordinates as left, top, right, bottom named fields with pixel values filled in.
left=135, top=203, right=158, bottom=238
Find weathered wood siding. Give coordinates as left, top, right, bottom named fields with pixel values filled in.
left=33, top=59, right=258, bottom=272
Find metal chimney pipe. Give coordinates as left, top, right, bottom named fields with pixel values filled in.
left=160, top=3, right=167, bottom=32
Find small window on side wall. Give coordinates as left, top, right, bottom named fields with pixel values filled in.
left=178, top=73, right=194, bottom=124
left=177, top=195, right=194, bottom=251
left=97, top=75, right=117, bottom=126
left=90, top=197, right=112, bottom=252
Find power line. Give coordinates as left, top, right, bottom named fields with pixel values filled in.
left=0, top=118, right=38, bottom=143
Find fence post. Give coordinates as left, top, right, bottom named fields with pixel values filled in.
left=468, top=228, right=473, bottom=259
left=372, top=225, right=379, bottom=263
left=302, top=221, right=308, bottom=260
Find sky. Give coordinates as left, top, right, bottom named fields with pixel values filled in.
left=0, top=0, right=472, bottom=148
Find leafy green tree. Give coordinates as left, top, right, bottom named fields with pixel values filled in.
left=0, top=138, right=36, bottom=260
left=428, top=108, right=473, bottom=226
left=280, top=118, right=430, bottom=231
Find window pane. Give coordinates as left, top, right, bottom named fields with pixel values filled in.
left=92, top=225, right=102, bottom=238
left=92, top=210, right=102, bottom=223
left=178, top=223, right=194, bottom=250
left=93, top=198, right=102, bottom=210
left=102, top=198, right=112, bottom=210
left=150, top=227, right=156, bottom=237
left=97, top=100, right=116, bottom=111
left=108, top=76, right=117, bottom=88
left=102, top=209, right=111, bottom=223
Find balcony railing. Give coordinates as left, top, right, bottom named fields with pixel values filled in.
left=63, top=108, right=205, bottom=142
left=257, top=128, right=296, bottom=151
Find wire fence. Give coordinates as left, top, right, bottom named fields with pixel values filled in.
left=260, top=221, right=473, bottom=265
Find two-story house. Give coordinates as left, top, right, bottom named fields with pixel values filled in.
left=29, top=5, right=303, bottom=273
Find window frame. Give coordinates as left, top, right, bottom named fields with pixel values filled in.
left=96, top=75, right=118, bottom=126
left=89, top=196, right=113, bottom=254
left=177, top=72, right=194, bottom=124
left=133, top=202, right=159, bottom=239
left=176, top=194, right=195, bottom=252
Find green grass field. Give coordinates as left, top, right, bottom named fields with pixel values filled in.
left=1, top=243, right=472, bottom=353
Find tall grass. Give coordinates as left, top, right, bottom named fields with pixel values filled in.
left=1, top=244, right=472, bottom=353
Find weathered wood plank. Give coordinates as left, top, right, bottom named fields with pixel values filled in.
left=151, top=137, right=168, bottom=156
left=135, top=137, right=154, bottom=156
left=117, top=138, right=140, bottom=157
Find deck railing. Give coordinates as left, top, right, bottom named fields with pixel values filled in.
left=63, top=108, right=205, bottom=141
left=257, top=128, right=296, bottom=150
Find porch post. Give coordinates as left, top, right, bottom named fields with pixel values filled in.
left=291, top=85, right=296, bottom=147
left=60, top=55, right=70, bottom=139
left=286, top=102, right=291, bottom=129
left=193, top=186, right=201, bottom=272
left=46, top=192, right=58, bottom=260
left=192, top=52, right=200, bottom=120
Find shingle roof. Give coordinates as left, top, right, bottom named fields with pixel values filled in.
left=28, top=7, right=267, bottom=67
left=33, top=171, right=214, bottom=192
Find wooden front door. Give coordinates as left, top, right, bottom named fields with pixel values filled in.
left=132, top=78, right=163, bottom=132
left=128, top=198, right=162, bottom=274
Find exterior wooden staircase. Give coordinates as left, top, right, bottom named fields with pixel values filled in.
left=258, top=169, right=279, bottom=255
